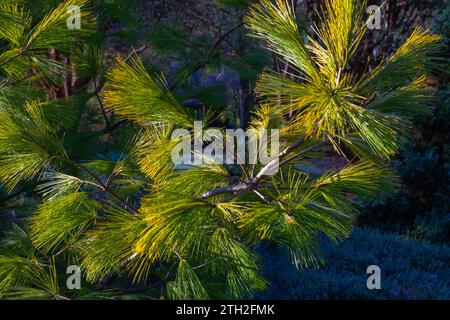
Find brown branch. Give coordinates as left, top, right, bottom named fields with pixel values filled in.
left=0, top=49, right=24, bottom=69
left=124, top=43, right=149, bottom=63
left=199, top=136, right=307, bottom=199
left=93, top=77, right=111, bottom=130
left=169, top=23, right=244, bottom=91
left=68, top=159, right=138, bottom=214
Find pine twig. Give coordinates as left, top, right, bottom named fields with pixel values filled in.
left=68, top=159, right=138, bottom=214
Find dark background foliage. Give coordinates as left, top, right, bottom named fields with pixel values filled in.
left=359, top=2, right=450, bottom=244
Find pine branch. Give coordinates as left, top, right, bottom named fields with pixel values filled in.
left=0, top=48, right=24, bottom=68
left=279, top=139, right=329, bottom=166
left=67, top=159, right=138, bottom=214
left=93, top=77, right=111, bottom=130
left=199, top=136, right=306, bottom=199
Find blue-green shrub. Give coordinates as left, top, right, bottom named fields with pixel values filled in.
left=258, top=228, right=450, bottom=300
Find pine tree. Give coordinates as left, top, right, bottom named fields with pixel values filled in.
left=0, top=0, right=443, bottom=299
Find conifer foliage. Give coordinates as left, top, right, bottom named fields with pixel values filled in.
left=0, top=0, right=442, bottom=299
